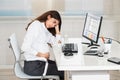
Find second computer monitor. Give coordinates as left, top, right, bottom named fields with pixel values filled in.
left=82, top=13, right=103, bottom=47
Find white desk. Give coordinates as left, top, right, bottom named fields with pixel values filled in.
left=53, top=38, right=120, bottom=80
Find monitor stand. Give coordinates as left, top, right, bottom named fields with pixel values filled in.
left=87, top=41, right=100, bottom=47
left=82, top=41, right=100, bottom=48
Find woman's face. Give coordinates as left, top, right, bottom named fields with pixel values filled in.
left=45, top=15, right=59, bottom=28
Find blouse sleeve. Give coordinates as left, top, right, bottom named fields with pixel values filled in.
left=47, top=33, right=61, bottom=45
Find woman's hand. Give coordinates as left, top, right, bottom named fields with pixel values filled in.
left=36, top=52, right=50, bottom=59
left=55, top=25, right=60, bottom=35
left=55, top=25, right=62, bottom=44
left=58, top=40, right=61, bottom=44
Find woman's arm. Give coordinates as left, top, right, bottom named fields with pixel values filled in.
left=55, top=25, right=61, bottom=43
left=47, top=25, right=61, bottom=45
left=55, top=25, right=60, bottom=35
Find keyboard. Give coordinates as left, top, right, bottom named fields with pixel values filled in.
left=84, top=50, right=98, bottom=55
left=62, top=43, right=78, bottom=53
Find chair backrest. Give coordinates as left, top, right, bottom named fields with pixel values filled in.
left=8, top=33, right=21, bottom=62
left=8, top=33, right=26, bottom=78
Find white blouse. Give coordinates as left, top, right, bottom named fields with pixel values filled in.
left=21, top=20, right=61, bottom=61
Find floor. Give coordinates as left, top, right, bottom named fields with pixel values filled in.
left=110, top=71, right=120, bottom=80
left=0, top=69, right=120, bottom=80
left=0, top=69, right=26, bottom=80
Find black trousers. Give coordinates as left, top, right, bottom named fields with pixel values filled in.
left=24, top=60, right=64, bottom=80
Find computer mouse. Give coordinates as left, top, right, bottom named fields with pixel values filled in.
left=64, top=53, right=73, bottom=56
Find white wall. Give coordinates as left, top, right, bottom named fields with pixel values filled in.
left=0, top=17, right=29, bottom=68
left=61, top=16, right=120, bottom=39
left=0, top=16, right=120, bottom=68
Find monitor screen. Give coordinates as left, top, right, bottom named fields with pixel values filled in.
left=82, top=13, right=103, bottom=47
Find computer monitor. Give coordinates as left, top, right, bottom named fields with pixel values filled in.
left=82, top=13, right=103, bottom=47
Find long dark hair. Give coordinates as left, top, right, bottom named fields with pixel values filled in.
left=26, top=10, right=62, bottom=36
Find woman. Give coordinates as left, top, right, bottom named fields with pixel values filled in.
left=21, top=10, right=64, bottom=80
